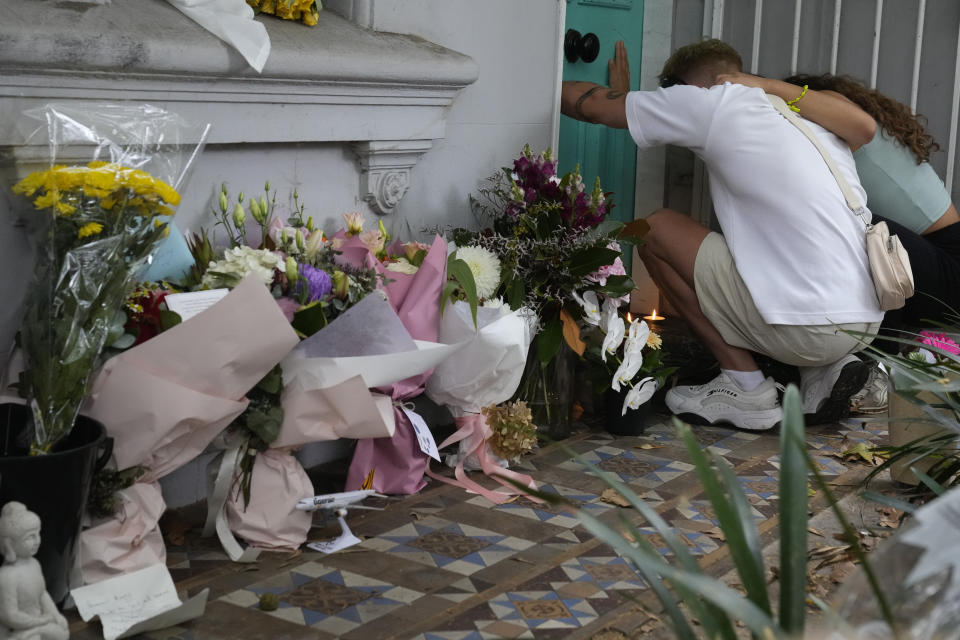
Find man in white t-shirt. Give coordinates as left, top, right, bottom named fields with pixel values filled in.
left=561, top=39, right=882, bottom=430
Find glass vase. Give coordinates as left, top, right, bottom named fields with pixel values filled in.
left=515, top=337, right=576, bottom=441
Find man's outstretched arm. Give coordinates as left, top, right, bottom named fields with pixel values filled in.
left=561, top=81, right=628, bottom=129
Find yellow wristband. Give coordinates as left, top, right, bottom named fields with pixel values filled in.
left=786, top=84, right=808, bottom=112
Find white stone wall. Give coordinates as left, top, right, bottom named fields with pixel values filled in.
left=363, top=0, right=565, bottom=235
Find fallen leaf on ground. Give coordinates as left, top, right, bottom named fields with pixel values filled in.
left=600, top=488, right=632, bottom=508
left=704, top=527, right=726, bottom=541
left=808, top=527, right=825, bottom=537
left=809, top=544, right=855, bottom=570
left=833, top=442, right=887, bottom=466
left=634, top=443, right=664, bottom=450
left=637, top=618, right=661, bottom=634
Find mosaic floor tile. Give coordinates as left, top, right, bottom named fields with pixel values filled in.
left=559, top=556, right=647, bottom=591
left=67, top=410, right=877, bottom=640
left=360, top=519, right=535, bottom=575
left=488, top=591, right=599, bottom=630
left=219, top=562, right=423, bottom=635
left=560, top=446, right=696, bottom=488
left=466, top=482, right=613, bottom=529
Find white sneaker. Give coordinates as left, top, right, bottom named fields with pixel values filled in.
left=665, top=372, right=782, bottom=431
left=799, top=355, right=871, bottom=424
left=849, top=364, right=889, bottom=414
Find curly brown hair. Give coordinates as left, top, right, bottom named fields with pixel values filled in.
left=784, top=73, right=940, bottom=164
left=659, top=39, right=743, bottom=88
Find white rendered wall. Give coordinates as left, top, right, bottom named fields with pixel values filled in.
left=363, top=0, right=565, bottom=236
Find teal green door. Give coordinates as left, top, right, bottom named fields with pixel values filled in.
left=559, top=0, right=643, bottom=239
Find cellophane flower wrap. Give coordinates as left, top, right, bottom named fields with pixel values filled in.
left=12, top=103, right=209, bottom=453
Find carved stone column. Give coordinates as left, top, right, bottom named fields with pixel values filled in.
left=352, top=140, right=433, bottom=216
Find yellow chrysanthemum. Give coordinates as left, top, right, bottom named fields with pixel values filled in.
left=32, top=190, right=76, bottom=216
left=82, top=185, right=113, bottom=199
left=52, top=167, right=85, bottom=191
left=77, top=222, right=104, bottom=239
left=646, top=331, right=662, bottom=350
left=13, top=170, right=49, bottom=196
left=88, top=161, right=109, bottom=169
left=84, top=167, right=118, bottom=193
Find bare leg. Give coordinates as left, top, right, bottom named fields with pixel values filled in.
left=639, top=208, right=758, bottom=371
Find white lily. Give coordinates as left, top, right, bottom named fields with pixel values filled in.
left=622, top=377, right=657, bottom=415
left=599, top=296, right=620, bottom=329
left=623, top=319, right=650, bottom=358
left=601, top=312, right=625, bottom=362
left=611, top=352, right=643, bottom=392
left=573, top=291, right=602, bottom=326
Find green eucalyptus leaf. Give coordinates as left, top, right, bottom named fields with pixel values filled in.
left=160, top=310, right=182, bottom=331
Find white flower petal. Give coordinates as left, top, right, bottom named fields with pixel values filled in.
left=601, top=315, right=625, bottom=362
left=457, top=245, right=501, bottom=299
left=624, top=320, right=650, bottom=357
left=573, top=290, right=601, bottom=326
left=622, top=377, right=657, bottom=415
left=611, top=352, right=643, bottom=392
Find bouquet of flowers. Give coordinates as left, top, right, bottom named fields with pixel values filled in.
left=573, top=290, right=674, bottom=416
left=456, top=145, right=643, bottom=366
left=12, top=103, right=208, bottom=454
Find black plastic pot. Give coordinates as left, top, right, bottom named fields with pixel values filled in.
left=0, top=403, right=111, bottom=605
left=603, top=390, right=650, bottom=436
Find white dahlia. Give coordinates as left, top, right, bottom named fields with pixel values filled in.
left=202, top=246, right=283, bottom=289
left=457, top=245, right=501, bottom=300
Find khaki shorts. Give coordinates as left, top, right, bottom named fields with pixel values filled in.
left=693, top=232, right=879, bottom=367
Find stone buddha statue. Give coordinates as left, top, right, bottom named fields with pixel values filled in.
left=0, top=502, right=69, bottom=640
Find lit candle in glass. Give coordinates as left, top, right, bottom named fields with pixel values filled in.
left=642, top=308, right=665, bottom=322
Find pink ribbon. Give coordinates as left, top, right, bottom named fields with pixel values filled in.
left=425, top=414, right=541, bottom=504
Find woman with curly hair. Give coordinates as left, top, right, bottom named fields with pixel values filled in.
left=780, top=73, right=959, bottom=351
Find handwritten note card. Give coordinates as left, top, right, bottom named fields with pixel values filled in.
left=71, top=564, right=185, bottom=640
left=163, top=288, right=229, bottom=322
left=403, top=406, right=440, bottom=462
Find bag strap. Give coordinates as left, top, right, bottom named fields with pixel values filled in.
left=766, top=94, right=870, bottom=227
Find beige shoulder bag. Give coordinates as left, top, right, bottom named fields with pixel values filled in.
left=767, top=94, right=914, bottom=311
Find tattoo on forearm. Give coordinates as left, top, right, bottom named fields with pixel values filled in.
left=605, top=90, right=625, bottom=99
left=574, top=85, right=603, bottom=121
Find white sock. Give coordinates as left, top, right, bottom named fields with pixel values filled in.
left=723, top=368, right=765, bottom=391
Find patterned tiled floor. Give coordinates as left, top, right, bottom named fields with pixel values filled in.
left=66, top=411, right=892, bottom=639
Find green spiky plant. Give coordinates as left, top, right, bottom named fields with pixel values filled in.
left=512, top=385, right=898, bottom=639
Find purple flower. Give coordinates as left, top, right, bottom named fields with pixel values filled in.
left=298, top=263, right=332, bottom=302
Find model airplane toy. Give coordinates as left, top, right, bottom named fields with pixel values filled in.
left=295, top=469, right=387, bottom=518
left=297, top=470, right=388, bottom=553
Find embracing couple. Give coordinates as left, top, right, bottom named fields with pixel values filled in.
left=562, top=39, right=960, bottom=430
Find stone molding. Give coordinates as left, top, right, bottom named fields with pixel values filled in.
left=0, top=0, right=477, bottom=213
left=352, top=140, right=433, bottom=215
